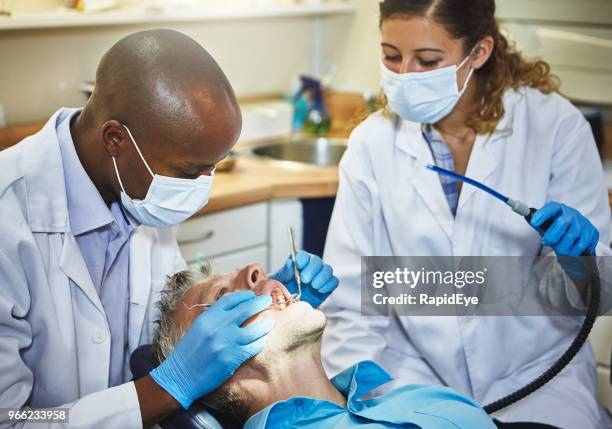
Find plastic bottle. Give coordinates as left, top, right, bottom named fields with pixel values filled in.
left=296, top=76, right=331, bottom=136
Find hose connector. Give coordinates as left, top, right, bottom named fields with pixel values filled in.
left=506, top=199, right=530, bottom=217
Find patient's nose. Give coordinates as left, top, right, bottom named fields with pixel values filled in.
left=239, top=264, right=265, bottom=291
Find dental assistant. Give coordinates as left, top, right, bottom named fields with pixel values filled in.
left=0, top=30, right=337, bottom=429
left=321, top=1, right=611, bottom=428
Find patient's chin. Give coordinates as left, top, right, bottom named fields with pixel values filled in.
left=265, top=303, right=327, bottom=352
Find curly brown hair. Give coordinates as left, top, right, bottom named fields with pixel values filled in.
left=379, top=0, right=561, bottom=134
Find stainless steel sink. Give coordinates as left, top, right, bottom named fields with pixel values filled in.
left=242, top=136, right=347, bottom=168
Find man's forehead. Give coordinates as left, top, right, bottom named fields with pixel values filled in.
left=174, top=276, right=216, bottom=329
left=180, top=269, right=239, bottom=305
left=181, top=275, right=219, bottom=303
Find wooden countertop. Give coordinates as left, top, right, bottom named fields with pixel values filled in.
left=2, top=103, right=612, bottom=215
left=0, top=122, right=342, bottom=216
left=0, top=122, right=343, bottom=216
left=199, top=155, right=340, bottom=214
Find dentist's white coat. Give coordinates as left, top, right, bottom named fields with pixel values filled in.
left=0, top=109, right=186, bottom=428
left=322, top=88, right=612, bottom=428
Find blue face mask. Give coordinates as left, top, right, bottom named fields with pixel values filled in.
left=380, top=52, right=475, bottom=124
left=112, top=125, right=214, bottom=229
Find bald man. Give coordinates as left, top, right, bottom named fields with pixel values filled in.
left=0, top=29, right=338, bottom=428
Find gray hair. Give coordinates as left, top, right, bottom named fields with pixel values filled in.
left=152, top=263, right=212, bottom=364
left=151, top=263, right=251, bottom=424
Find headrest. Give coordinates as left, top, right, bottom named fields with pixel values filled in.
left=130, top=345, right=241, bottom=429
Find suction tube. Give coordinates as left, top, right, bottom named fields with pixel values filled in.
left=482, top=211, right=601, bottom=414
left=425, top=163, right=601, bottom=414
left=425, top=164, right=510, bottom=204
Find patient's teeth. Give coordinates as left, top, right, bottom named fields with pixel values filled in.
left=272, top=288, right=287, bottom=310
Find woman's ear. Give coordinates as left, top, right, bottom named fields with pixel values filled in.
left=471, top=35, right=495, bottom=70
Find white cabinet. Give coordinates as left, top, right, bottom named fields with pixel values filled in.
left=241, top=101, right=293, bottom=142
left=597, top=366, right=612, bottom=412
left=499, top=0, right=612, bottom=105
left=177, top=202, right=269, bottom=272
left=177, top=200, right=302, bottom=275
left=268, top=199, right=304, bottom=270
left=497, top=0, right=612, bottom=25
left=204, top=245, right=269, bottom=275
left=591, top=317, right=612, bottom=367
left=590, top=317, right=612, bottom=411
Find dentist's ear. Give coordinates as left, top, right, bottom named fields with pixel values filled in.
left=470, top=36, right=495, bottom=70
left=101, top=120, right=128, bottom=158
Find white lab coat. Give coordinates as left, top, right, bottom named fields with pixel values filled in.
left=321, top=87, right=612, bottom=428
left=0, top=109, right=186, bottom=429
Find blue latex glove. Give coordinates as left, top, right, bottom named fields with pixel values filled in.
left=150, top=291, right=274, bottom=409
left=531, top=201, right=599, bottom=278
left=270, top=250, right=339, bottom=308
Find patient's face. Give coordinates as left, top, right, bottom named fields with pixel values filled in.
left=175, top=263, right=327, bottom=354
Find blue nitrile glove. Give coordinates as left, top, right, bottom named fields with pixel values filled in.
left=531, top=201, right=599, bottom=278
left=270, top=250, right=339, bottom=308
left=150, top=290, right=274, bottom=409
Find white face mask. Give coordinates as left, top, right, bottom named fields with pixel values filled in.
left=112, top=125, right=214, bottom=229
left=380, top=52, right=475, bottom=124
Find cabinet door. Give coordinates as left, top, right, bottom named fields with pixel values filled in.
left=597, top=366, right=612, bottom=413
left=187, top=245, right=269, bottom=274
left=502, top=21, right=612, bottom=104
left=497, top=0, right=612, bottom=25
left=177, top=203, right=268, bottom=263
left=590, top=317, right=612, bottom=411
left=268, top=199, right=303, bottom=271
left=591, top=317, right=612, bottom=366
left=499, top=0, right=612, bottom=104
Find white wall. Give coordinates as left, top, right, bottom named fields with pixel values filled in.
left=323, top=0, right=380, bottom=94
left=1, top=14, right=362, bottom=124
left=0, top=0, right=373, bottom=125
left=330, top=0, right=612, bottom=108
left=0, top=18, right=316, bottom=123
left=3, top=0, right=612, bottom=124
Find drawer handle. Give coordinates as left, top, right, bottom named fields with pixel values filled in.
left=178, top=230, right=215, bottom=245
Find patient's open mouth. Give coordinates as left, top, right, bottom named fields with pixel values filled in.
left=271, top=287, right=289, bottom=311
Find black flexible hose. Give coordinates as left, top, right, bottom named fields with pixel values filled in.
left=483, top=209, right=601, bottom=414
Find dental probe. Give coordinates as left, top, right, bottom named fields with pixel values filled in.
left=288, top=226, right=302, bottom=302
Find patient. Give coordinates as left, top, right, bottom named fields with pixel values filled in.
left=151, top=263, right=495, bottom=429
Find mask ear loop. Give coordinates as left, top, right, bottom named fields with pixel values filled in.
left=111, top=125, right=156, bottom=198
left=183, top=302, right=213, bottom=310
left=122, top=125, right=155, bottom=179
left=457, top=44, right=479, bottom=70
left=458, top=67, right=475, bottom=95
left=457, top=45, right=478, bottom=94
left=112, top=157, right=128, bottom=195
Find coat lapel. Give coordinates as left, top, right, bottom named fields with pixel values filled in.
left=22, top=108, right=105, bottom=314
left=456, top=94, right=517, bottom=213
left=59, top=232, right=104, bottom=314
left=128, top=228, right=153, bottom=353
left=20, top=108, right=84, bottom=233
left=395, top=121, right=455, bottom=241
left=455, top=134, right=499, bottom=212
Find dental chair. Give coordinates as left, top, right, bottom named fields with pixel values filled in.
left=130, top=345, right=241, bottom=429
